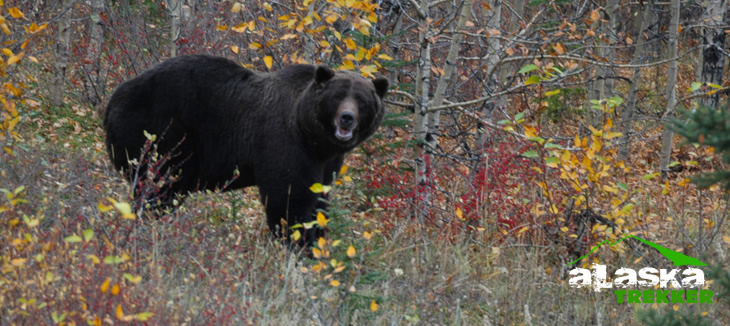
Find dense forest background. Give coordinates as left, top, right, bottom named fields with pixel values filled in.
left=1, top=0, right=729, bottom=324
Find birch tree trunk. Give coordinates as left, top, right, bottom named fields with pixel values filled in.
left=413, top=0, right=432, bottom=221
left=85, top=0, right=105, bottom=107
left=697, top=0, right=728, bottom=109
left=618, top=0, right=653, bottom=161
left=50, top=0, right=73, bottom=107
left=477, top=0, right=502, bottom=148
left=659, top=0, right=681, bottom=175
left=427, top=0, right=473, bottom=144
left=602, top=0, right=620, bottom=98
left=168, top=0, right=182, bottom=57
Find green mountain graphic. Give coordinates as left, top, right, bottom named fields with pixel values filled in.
left=568, top=234, right=707, bottom=266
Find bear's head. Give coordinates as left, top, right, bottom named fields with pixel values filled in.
left=298, top=65, right=388, bottom=154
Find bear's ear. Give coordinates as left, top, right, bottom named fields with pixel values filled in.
left=372, top=77, right=389, bottom=98
left=315, top=65, right=335, bottom=84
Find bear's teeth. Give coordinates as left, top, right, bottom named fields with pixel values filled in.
left=336, top=128, right=353, bottom=141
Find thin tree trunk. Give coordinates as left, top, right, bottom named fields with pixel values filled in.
left=414, top=0, right=431, bottom=222
left=477, top=0, right=502, bottom=148
left=302, top=0, right=317, bottom=63
left=85, top=0, right=105, bottom=107
left=51, top=0, right=72, bottom=107
left=697, top=0, right=728, bottom=109
left=602, top=0, right=620, bottom=98
left=618, top=0, right=653, bottom=161
left=659, top=0, right=681, bottom=175
left=168, top=0, right=182, bottom=57
left=428, top=0, right=473, bottom=144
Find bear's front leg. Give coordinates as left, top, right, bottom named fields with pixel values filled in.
left=257, top=174, right=325, bottom=250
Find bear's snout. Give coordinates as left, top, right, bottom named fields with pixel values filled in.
left=339, top=111, right=356, bottom=130
left=334, top=98, right=359, bottom=141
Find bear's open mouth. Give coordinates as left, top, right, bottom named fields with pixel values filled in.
left=335, top=127, right=354, bottom=141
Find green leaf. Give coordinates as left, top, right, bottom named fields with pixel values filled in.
left=708, top=83, right=721, bottom=89
left=143, top=130, right=157, bottom=142
left=667, top=161, right=681, bottom=167
left=497, top=119, right=512, bottom=125
left=514, top=112, right=525, bottom=122
left=529, top=136, right=545, bottom=144
left=545, top=157, right=560, bottom=168
left=688, top=82, right=702, bottom=92
left=518, top=64, right=539, bottom=74
left=548, top=66, right=563, bottom=74
left=620, top=203, right=635, bottom=215
left=83, top=229, right=94, bottom=242
left=642, top=172, right=660, bottom=180
left=524, top=75, right=541, bottom=86
left=521, top=150, right=539, bottom=158
left=104, top=255, right=124, bottom=265
left=617, top=182, right=628, bottom=192
left=64, top=235, right=82, bottom=243
left=544, top=142, right=562, bottom=149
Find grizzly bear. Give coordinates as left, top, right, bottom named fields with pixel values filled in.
left=104, top=54, right=388, bottom=244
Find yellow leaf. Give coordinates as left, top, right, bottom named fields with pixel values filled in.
left=249, top=42, right=262, bottom=50
left=377, top=54, right=393, bottom=61
left=339, top=165, right=348, bottom=175
left=455, top=207, right=464, bottom=220
left=264, top=2, right=273, bottom=11
left=231, top=22, right=247, bottom=33
left=524, top=125, right=537, bottom=138
left=98, top=200, right=114, bottom=213
left=560, top=227, right=569, bottom=232
left=344, top=38, right=356, bottom=50
left=231, top=2, right=242, bottom=13
left=367, top=11, right=378, bottom=23
left=347, top=245, right=356, bottom=258
left=517, top=226, right=529, bottom=234
left=292, top=230, right=301, bottom=241
left=310, top=183, right=324, bottom=193
left=1, top=48, right=13, bottom=56
left=340, top=60, right=355, bottom=70
left=88, top=255, right=101, bottom=264
left=316, top=212, right=329, bottom=227
left=318, top=237, right=326, bottom=249
left=11, top=258, right=26, bottom=267
left=545, top=89, right=561, bottom=97
left=312, top=247, right=322, bottom=258
left=217, top=25, right=229, bottom=31
left=370, top=300, right=378, bottom=312
left=7, top=54, right=21, bottom=65
left=325, top=13, right=339, bottom=24
left=231, top=45, right=240, bottom=54
left=363, top=231, right=372, bottom=240
left=8, top=7, right=26, bottom=19
left=100, top=278, right=111, bottom=293
left=116, top=304, right=124, bottom=320
left=111, top=284, right=120, bottom=295
left=263, top=56, right=273, bottom=70
left=134, top=312, right=154, bottom=321
left=330, top=279, right=340, bottom=287
left=1, top=24, right=11, bottom=35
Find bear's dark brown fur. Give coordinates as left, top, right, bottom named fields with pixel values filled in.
left=104, top=54, right=388, bottom=243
